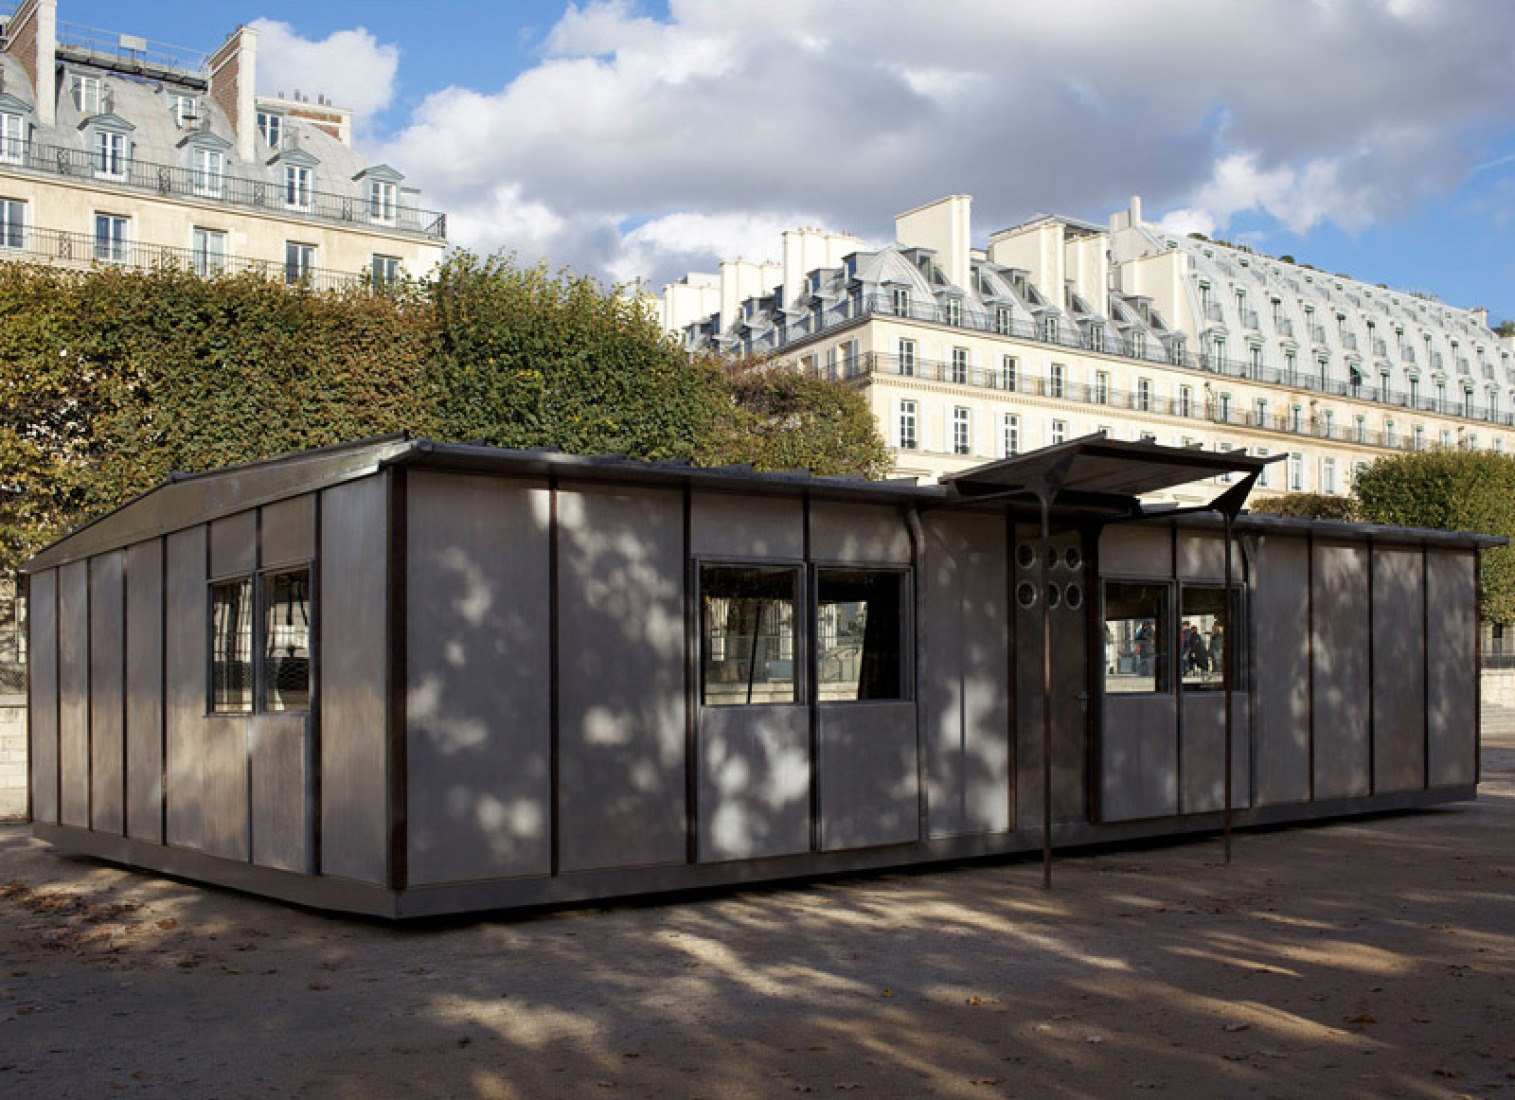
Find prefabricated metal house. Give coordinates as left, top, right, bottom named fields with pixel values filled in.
left=22, top=435, right=1494, bottom=918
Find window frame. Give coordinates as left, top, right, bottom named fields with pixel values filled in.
left=0, top=111, right=25, bottom=164
left=93, top=127, right=128, bottom=180
left=814, top=566, right=912, bottom=705
left=0, top=197, right=24, bottom=251
left=1103, top=580, right=1173, bottom=696
left=209, top=566, right=315, bottom=715
left=285, top=240, right=316, bottom=284
left=1177, top=582, right=1246, bottom=694
left=191, top=145, right=225, bottom=198
left=93, top=212, right=128, bottom=263
left=952, top=406, right=971, bottom=455
left=698, top=562, right=803, bottom=708
left=192, top=226, right=227, bottom=276
left=283, top=163, right=313, bottom=210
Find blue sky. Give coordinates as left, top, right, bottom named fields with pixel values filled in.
left=51, top=0, right=1515, bottom=324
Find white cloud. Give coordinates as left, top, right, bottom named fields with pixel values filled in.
left=369, top=0, right=1515, bottom=286
left=251, top=19, right=399, bottom=132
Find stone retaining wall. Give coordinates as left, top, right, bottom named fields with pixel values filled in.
left=0, top=693, right=25, bottom=820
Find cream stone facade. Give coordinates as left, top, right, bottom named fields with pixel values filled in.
left=661, top=195, right=1515, bottom=505
left=0, top=0, right=445, bottom=291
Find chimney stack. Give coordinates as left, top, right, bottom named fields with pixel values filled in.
left=207, top=23, right=260, bottom=162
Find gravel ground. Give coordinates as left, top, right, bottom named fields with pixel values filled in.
left=1, top=732, right=1512, bottom=1099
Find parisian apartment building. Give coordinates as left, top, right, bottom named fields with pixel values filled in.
left=0, top=0, right=449, bottom=818
left=0, top=0, right=446, bottom=290
left=659, top=193, right=1515, bottom=506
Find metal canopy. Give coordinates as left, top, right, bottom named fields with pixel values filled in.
left=945, top=434, right=1279, bottom=505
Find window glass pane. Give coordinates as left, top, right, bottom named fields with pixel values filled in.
left=1104, top=582, right=1169, bottom=694
left=1180, top=587, right=1242, bottom=692
left=817, top=569, right=905, bottom=702
left=262, top=570, right=312, bottom=711
left=700, top=565, right=798, bottom=706
left=211, top=579, right=254, bottom=712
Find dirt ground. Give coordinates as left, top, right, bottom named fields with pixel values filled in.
left=1, top=735, right=1512, bottom=1099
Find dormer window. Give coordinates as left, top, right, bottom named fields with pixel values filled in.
left=368, top=179, right=396, bottom=224
left=258, top=110, right=283, bottom=148
left=170, top=94, right=199, bottom=129
left=284, top=164, right=312, bottom=210
left=94, top=128, right=128, bottom=179
left=73, top=74, right=103, bottom=114
left=192, top=146, right=224, bottom=197
left=0, top=110, right=25, bottom=164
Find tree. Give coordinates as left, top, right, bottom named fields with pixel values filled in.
left=1247, top=492, right=1355, bottom=521
left=425, top=252, right=729, bottom=461
left=703, top=361, right=891, bottom=478
left=0, top=256, right=890, bottom=572
left=1352, top=450, right=1515, bottom=623
left=1495, top=319, right=1515, bottom=339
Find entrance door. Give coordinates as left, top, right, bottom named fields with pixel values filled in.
left=1013, top=524, right=1091, bottom=829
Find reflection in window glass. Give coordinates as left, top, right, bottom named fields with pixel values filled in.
left=701, top=565, right=799, bottom=705
left=263, top=569, right=312, bottom=712
left=817, top=569, right=905, bottom=702
left=1181, top=587, right=1241, bottom=692
left=1104, top=583, right=1169, bottom=694
left=211, top=579, right=254, bottom=712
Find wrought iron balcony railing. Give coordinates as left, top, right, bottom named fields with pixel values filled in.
left=0, top=139, right=446, bottom=240
left=0, top=223, right=399, bottom=293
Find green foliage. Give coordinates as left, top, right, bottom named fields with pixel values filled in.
left=1247, top=492, right=1356, bottom=521
left=1496, top=319, right=1515, bottom=339
left=1352, top=450, right=1515, bottom=623
left=704, top=362, right=892, bottom=478
left=426, top=252, right=727, bottom=460
left=0, top=256, right=889, bottom=571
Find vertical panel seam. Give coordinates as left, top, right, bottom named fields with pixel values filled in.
left=1307, top=532, right=1315, bottom=803
left=805, top=492, right=819, bottom=853
left=386, top=469, right=409, bottom=893
left=683, top=484, right=697, bottom=864
left=548, top=475, right=560, bottom=877
left=310, top=497, right=323, bottom=875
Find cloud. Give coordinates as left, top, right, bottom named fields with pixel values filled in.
left=370, top=0, right=1515, bottom=287
left=251, top=19, right=399, bottom=132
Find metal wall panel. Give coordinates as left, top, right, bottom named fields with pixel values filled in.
left=320, top=476, right=390, bottom=885
left=88, top=552, right=126, bottom=835
left=1101, top=695, right=1178, bottom=821
left=557, top=485, right=687, bottom=871
left=1251, top=536, right=1311, bottom=804
left=809, top=502, right=911, bottom=565
left=28, top=569, right=59, bottom=824
left=1372, top=548, right=1426, bottom=793
left=406, top=472, right=552, bottom=886
left=1015, top=528, right=1089, bottom=829
left=164, top=527, right=206, bottom=848
left=200, top=716, right=249, bottom=860
left=921, top=513, right=1009, bottom=838
left=251, top=715, right=313, bottom=872
left=1426, top=551, right=1477, bottom=787
left=260, top=494, right=316, bottom=568
left=1312, top=543, right=1371, bottom=799
left=818, top=701, right=919, bottom=850
left=125, top=540, right=164, bottom=842
left=57, top=560, right=90, bottom=827
left=209, top=511, right=257, bottom=579
left=1100, top=526, right=1172, bottom=578
left=691, top=493, right=803, bottom=560
left=1180, top=693, right=1251, bottom=813
left=1176, top=534, right=1227, bottom=582
left=698, top=706, right=810, bottom=861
